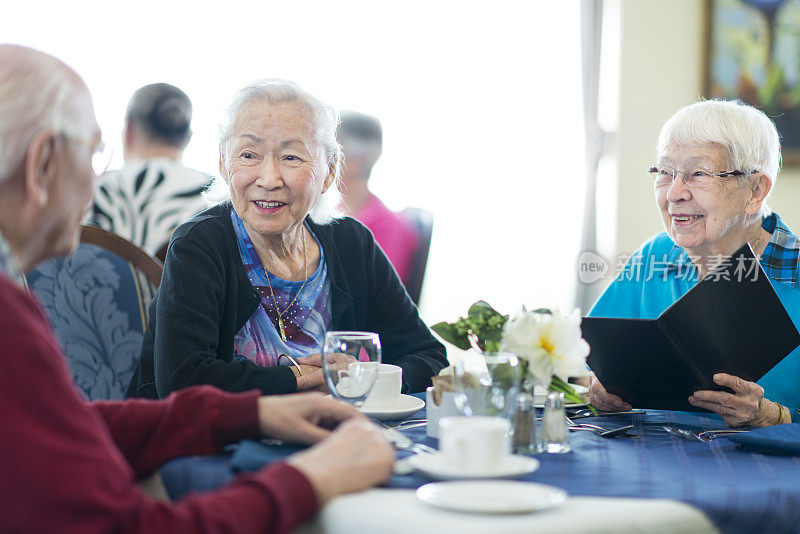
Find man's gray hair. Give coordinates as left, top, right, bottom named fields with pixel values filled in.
left=337, top=110, right=383, bottom=179
left=656, top=99, right=781, bottom=214
left=0, top=45, right=82, bottom=183
left=208, top=79, right=342, bottom=224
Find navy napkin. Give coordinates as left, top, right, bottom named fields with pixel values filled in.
left=229, top=439, right=305, bottom=472
left=728, top=423, right=800, bottom=456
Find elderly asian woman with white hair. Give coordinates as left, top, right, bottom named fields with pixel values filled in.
left=588, top=99, right=800, bottom=427
left=128, top=80, right=447, bottom=399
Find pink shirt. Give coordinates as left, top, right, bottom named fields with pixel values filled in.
left=356, top=195, right=419, bottom=285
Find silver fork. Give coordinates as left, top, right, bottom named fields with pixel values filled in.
left=380, top=426, right=437, bottom=454
left=566, top=417, right=638, bottom=438
left=384, top=419, right=428, bottom=430
left=380, top=426, right=437, bottom=475
left=663, top=426, right=750, bottom=442
left=384, top=418, right=427, bottom=427
left=567, top=409, right=646, bottom=419
left=569, top=424, right=636, bottom=438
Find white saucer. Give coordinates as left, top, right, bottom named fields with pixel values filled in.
left=417, top=480, right=567, bottom=513
left=409, top=452, right=539, bottom=480
left=535, top=402, right=587, bottom=409
left=533, top=384, right=588, bottom=408
left=360, top=394, right=426, bottom=421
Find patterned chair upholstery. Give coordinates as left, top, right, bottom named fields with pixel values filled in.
left=25, top=226, right=162, bottom=401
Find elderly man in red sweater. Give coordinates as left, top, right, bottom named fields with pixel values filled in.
left=0, top=44, right=393, bottom=533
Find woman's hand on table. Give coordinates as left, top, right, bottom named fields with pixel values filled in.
left=588, top=372, right=632, bottom=412
left=287, top=354, right=325, bottom=392
left=689, top=373, right=782, bottom=427
left=286, top=418, right=394, bottom=505
left=257, top=392, right=365, bottom=443
left=294, top=353, right=358, bottom=393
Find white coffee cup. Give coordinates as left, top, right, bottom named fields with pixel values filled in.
left=438, top=416, right=511, bottom=470
left=336, top=361, right=380, bottom=398
left=362, top=363, right=403, bottom=408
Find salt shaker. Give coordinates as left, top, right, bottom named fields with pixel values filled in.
left=542, top=391, right=571, bottom=453
left=511, top=392, right=538, bottom=454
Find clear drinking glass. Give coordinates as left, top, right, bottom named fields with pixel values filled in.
left=453, top=350, right=522, bottom=418
left=322, top=331, right=382, bottom=407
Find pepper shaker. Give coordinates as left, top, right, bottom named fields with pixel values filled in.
left=511, top=391, right=538, bottom=454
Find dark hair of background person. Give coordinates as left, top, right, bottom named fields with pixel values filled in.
left=338, top=110, right=382, bottom=146
left=126, top=83, right=192, bottom=147
left=337, top=110, right=382, bottom=179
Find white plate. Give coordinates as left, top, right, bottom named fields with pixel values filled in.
left=409, top=452, right=539, bottom=480
left=361, top=394, right=426, bottom=421
left=536, top=402, right=587, bottom=409
left=533, top=384, right=589, bottom=407
left=416, top=480, right=567, bottom=514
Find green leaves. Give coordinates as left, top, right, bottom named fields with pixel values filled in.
left=431, top=300, right=508, bottom=352
left=430, top=321, right=471, bottom=350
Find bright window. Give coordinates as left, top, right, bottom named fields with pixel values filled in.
left=4, top=0, right=585, bottom=324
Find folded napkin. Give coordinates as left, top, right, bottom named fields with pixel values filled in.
left=229, top=439, right=305, bottom=472
left=728, top=423, right=800, bottom=456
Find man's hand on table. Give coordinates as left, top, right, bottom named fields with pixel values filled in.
left=257, top=393, right=394, bottom=504
left=689, top=373, right=783, bottom=427
left=287, top=418, right=394, bottom=505
left=257, top=392, right=364, bottom=443
left=588, top=372, right=632, bottom=412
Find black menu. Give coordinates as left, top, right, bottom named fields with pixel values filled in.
left=583, top=244, right=800, bottom=411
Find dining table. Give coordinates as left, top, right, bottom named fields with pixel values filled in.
left=159, top=393, right=800, bottom=534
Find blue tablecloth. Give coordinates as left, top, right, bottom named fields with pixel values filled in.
left=160, top=395, right=800, bottom=534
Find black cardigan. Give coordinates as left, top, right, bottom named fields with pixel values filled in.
left=127, top=202, right=447, bottom=399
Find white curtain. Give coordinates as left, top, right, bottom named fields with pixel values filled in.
left=576, top=0, right=607, bottom=314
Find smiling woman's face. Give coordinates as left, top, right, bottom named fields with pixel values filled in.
left=223, top=100, right=333, bottom=241
left=655, top=143, right=754, bottom=256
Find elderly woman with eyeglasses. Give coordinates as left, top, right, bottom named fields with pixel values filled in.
left=587, top=99, right=800, bottom=427
left=127, top=79, right=447, bottom=399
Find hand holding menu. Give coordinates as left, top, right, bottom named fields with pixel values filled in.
left=583, top=244, right=800, bottom=412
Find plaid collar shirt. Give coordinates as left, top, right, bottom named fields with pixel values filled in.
left=666, top=212, right=799, bottom=288
left=0, top=227, right=25, bottom=288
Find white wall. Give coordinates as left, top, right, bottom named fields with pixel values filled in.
left=612, top=0, right=800, bottom=267
left=2, top=1, right=586, bottom=327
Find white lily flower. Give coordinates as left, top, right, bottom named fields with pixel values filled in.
left=500, top=308, right=590, bottom=388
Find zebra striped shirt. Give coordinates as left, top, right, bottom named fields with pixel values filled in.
left=88, top=158, right=212, bottom=255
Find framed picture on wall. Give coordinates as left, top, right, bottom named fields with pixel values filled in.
left=705, top=0, right=800, bottom=163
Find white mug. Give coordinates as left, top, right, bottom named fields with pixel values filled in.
left=362, top=364, right=403, bottom=408
left=438, top=416, right=511, bottom=470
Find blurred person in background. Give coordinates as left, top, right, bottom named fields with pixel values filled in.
left=0, top=44, right=393, bottom=533
left=127, top=80, right=447, bottom=400
left=337, top=110, right=419, bottom=287
left=88, top=83, right=212, bottom=255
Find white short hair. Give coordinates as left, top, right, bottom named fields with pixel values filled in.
left=207, top=79, right=342, bottom=225
left=656, top=99, right=781, bottom=199
left=0, top=45, right=82, bottom=183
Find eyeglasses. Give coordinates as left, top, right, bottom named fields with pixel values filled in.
left=61, top=133, right=114, bottom=176
left=647, top=165, right=751, bottom=189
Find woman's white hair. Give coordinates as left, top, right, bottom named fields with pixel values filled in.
left=206, top=79, right=342, bottom=225
left=0, top=45, right=82, bottom=183
left=656, top=99, right=781, bottom=215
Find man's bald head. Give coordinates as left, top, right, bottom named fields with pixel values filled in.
left=0, top=45, right=88, bottom=183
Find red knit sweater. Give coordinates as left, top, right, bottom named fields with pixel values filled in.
left=0, top=275, right=318, bottom=533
